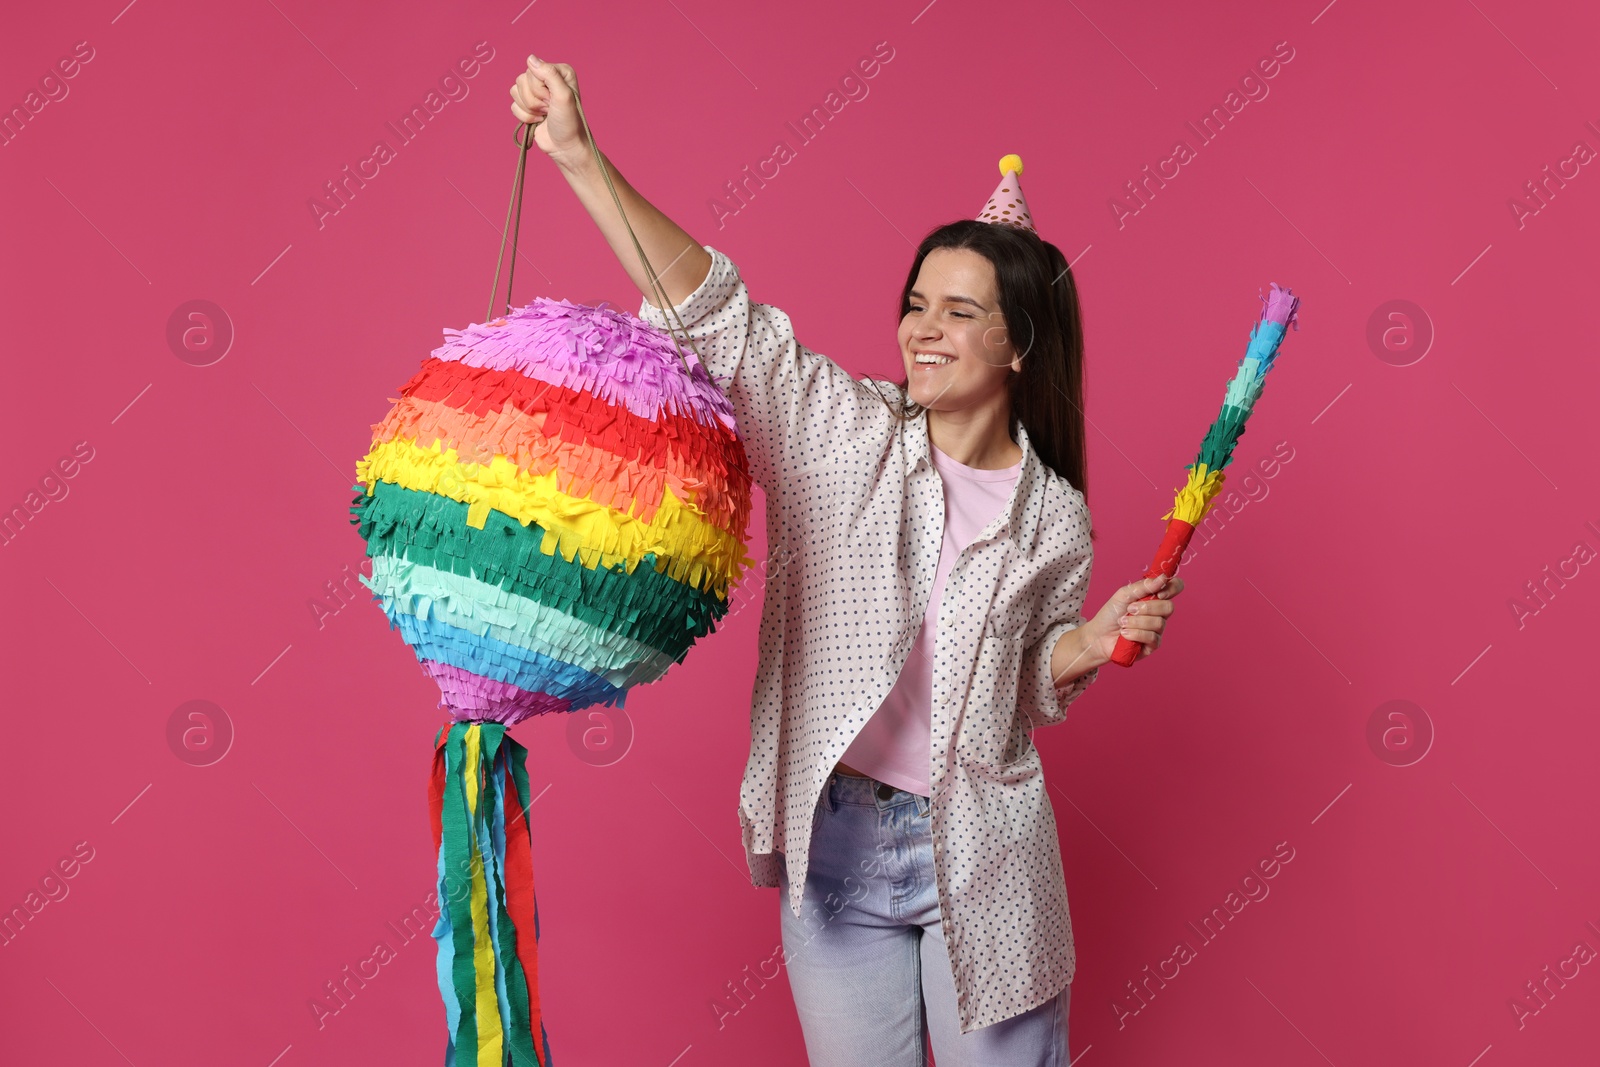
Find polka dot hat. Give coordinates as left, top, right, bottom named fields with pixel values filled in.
left=974, top=153, right=1036, bottom=234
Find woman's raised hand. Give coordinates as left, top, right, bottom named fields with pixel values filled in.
left=509, top=55, right=590, bottom=164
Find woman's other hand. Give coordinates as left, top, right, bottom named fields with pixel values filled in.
left=1083, top=573, right=1185, bottom=664
left=510, top=55, right=590, bottom=164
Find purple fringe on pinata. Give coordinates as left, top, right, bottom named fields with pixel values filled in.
left=434, top=298, right=738, bottom=432
left=426, top=661, right=575, bottom=723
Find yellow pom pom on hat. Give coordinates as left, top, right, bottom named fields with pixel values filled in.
left=976, top=153, right=1036, bottom=234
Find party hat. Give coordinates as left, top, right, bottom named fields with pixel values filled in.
left=976, top=153, right=1035, bottom=234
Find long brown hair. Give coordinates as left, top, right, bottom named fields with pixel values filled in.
left=858, top=219, right=1090, bottom=510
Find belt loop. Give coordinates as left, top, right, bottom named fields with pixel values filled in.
left=822, top=773, right=837, bottom=814
left=916, top=792, right=930, bottom=818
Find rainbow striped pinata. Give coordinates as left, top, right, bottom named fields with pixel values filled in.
left=350, top=296, right=754, bottom=1065
left=1109, top=282, right=1301, bottom=668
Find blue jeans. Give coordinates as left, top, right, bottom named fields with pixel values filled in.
left=777, top=770, right=1071, bottom=1066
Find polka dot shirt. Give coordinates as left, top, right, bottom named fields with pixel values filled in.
left=640, top=245, right=1101, bottom=1034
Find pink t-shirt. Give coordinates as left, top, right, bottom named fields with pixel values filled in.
left=838, top=441, right=1021, bottom=795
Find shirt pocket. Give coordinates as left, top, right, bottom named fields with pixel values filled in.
left=983, top=614, right=1025, bottom=656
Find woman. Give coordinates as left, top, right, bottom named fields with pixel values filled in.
left=511, top=55, right=1183, bottom=1067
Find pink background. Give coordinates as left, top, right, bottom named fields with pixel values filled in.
left=4, top=1, right=1598, bottom=1064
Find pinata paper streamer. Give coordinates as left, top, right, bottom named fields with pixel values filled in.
left=430, top=722, right=548, bottom=1067
left=351, top=293, right=754, bottom=1065
left=1109, top=282, right=1301, bottom=668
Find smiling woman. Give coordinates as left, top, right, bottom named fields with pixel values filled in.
left=901, top=248, right=1028, bottom=469
left=877, top=213, right=1090, bottom=503
left=515, top=53, right=1186, bottom=1063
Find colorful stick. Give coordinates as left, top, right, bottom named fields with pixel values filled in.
left=1110, top=283, right=1302, bottom=668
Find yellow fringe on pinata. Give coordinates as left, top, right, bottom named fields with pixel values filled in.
left=356, top=436, right=752, bottom=596
left=1162, top=463, right=1227, bottom=525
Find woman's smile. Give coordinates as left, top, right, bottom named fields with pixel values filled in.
left=912, top=351, right=957, bottom=371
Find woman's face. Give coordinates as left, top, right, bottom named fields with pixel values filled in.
left=899, top=247, right=1020, bottom=412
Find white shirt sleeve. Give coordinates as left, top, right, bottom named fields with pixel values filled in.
left=637, top=244, right=893, bottom=490
left=1017, top=491, right=1099, bottom=729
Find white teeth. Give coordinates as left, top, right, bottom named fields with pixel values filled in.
left=915, top=353, right=954, bottom=365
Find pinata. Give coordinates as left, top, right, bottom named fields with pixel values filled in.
left=351, top=298, right=753, bottom=722
left=349, top=115, right=755, bottom=1064
left=1109, top=283, right=1302, bottom=667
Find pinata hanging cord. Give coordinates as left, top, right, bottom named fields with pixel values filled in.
left=490, top=90, right=707, bottom=379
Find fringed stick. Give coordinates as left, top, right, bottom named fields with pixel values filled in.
left=1111, top=283, right=1302, bottom=668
